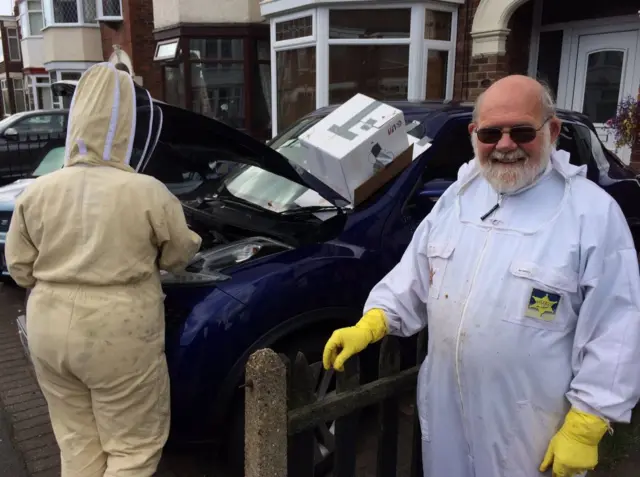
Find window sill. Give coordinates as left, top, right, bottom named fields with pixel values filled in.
left=41, top=23, right=100, bottom=31
left=96, top=16, right=123, bottom=22
left=20, top=35, right=44, bottom=39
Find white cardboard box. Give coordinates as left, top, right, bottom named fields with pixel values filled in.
left=299, top=94, right=408, bottom=203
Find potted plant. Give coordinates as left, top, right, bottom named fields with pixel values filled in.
left=606, top=95, right=640, bottom=150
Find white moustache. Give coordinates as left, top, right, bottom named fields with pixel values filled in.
left=490, top=149, right=529, bottom=163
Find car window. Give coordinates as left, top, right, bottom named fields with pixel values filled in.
left=13, top=114, right=65, bottom=135
left=421, top=118, right=474, bottom=183
left=33, top=146, right=66, bottom=176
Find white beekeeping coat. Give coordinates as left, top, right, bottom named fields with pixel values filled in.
left=364, top=149, right=640, bottom=477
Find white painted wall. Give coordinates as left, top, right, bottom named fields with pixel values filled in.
left=153, top=0, right=263, bottom=30
left=20, top=37, right=44, bottom=69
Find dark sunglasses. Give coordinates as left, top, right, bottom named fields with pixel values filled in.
left=475, top=117, right=552, bottom=144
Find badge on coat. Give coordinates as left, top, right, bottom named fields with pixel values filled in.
left=525, top=288, right=560, bottom=321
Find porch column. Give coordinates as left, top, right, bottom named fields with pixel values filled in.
left=467, top=0, right=530, bottom=100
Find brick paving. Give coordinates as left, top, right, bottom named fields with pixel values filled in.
left=0, top=282, right=225, bottom=477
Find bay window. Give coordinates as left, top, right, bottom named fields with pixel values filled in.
left=7, top=28, right=21, bottom=62
left=19, top=0, right=44, bottom=38
left=44, top=0, right=97, bottom=25
left=97, top=0, right=122, bottom=20
left=154, top=26, right=271, bottom=140
left=273, top=12, right=316, bottom=132
left=268, top=2, right=458, bottom=136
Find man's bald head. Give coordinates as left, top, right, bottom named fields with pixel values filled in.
left=473, top=75, right=555, bottom=123
left=468, top=75, right=562, bottom=194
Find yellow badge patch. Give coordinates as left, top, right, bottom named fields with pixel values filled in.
left=525, top=288, right=560, bottom=322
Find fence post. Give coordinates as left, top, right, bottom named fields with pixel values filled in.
left=377, top=336, right=402, bottom=477
left=334, top=355, right=360, bottom=477
left=287, top=352, right=316, bottom=477
left=245, top=348, right=288, bottom=477
left=410, top=331, right=428, bottom=477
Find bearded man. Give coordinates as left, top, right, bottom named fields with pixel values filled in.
left=323, top=75, right=640, bottom=477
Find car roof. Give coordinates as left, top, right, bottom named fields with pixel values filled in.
left=310, top=100, right=593, bottom=129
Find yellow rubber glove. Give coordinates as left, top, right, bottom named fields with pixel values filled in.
left=539, top=407, right=609, bottom=477
left=322, top=308, right=388, bottom=372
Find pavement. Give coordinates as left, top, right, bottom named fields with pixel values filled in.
left=2, top=280, right=639, bottom=477
left=0, top=282, right=226, bottom=477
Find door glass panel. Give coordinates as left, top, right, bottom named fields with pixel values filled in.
left=582, top=50, right=624, bottom=124
left=535, top=30, right=563, bottom=99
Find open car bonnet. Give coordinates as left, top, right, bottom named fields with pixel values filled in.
left=52, top=80, right=348, bottom=207
left=145, top=103, right=349, bottom=207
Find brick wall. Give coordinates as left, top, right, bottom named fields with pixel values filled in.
left=100, top=0, right=163, bottom=100
left=453, top=0, right=533, bottom=102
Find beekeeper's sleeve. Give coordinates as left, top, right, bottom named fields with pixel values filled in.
left=5, top=194, right=38, bottom=288
left=363, top=186, right=454, bottom=337
left=150, top=186, right=202, bottom=273
left=566, top=199, right=640, bottom=423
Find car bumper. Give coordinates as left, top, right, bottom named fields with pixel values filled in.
left=0, top=235, right=8, bottom=276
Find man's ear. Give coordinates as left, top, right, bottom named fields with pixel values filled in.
left=549, top=117, right=562, bottom=144
left=468, top=122, right=476, bottom=135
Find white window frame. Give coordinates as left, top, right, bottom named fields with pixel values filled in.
left=96, top=0, right=123, bottom=21
left=13, top=78, right=26, bottom=112
left=1, top=79, right=9, bottom=115
left=414, top=3, right=457, bottom=101
left=43, top=0, right=98, bottom=27
left=7, top=28, right=21, bottom=62
left=27, top=74, right=53, bottom=110
left=269, top=2, right=458, bottom=136
left=19, top=0, right=44, bottom=38
left=154, top=38, right=180, bottom=62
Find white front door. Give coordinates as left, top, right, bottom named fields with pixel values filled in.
left=571, top=30, right=639, bottom=164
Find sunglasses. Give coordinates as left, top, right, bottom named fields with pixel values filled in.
left=475, top=117, right=552, bottom=144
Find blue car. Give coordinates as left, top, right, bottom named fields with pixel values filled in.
left=149, top=101, right=640, bottom=474
left=10, top=98, right=640, bottom=475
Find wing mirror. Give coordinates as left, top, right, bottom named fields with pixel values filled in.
left=4, top=127, right=18, bottom=140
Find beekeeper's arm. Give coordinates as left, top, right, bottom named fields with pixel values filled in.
left=5, top=195, right=38, bottom=288
left=323, top=186, right=453, bottom=371
left=540, top=199, right=640, bottom=476
left=150, top=184, right=202, bottom=273
left=566, top=199, right=640, bottom=423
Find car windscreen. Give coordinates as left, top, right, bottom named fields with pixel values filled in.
left=33, top=147, right=65, bottom=176
left=220, top=116, right=328, bottom=213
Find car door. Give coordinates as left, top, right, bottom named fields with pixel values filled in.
left=8, top=113, right=66, bottom=178
left=380, top=116, right=475, bottom=267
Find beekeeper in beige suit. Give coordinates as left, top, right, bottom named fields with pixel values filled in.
left=5, top=63, right=202, bottom=477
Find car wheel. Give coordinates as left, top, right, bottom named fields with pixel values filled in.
left=225, top=326, right=374, bottom=477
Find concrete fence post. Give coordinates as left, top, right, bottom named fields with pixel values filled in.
left=245, top=348, right=288, bottom=477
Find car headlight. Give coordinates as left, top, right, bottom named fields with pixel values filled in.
left=187, top=237, right=292, bottom=273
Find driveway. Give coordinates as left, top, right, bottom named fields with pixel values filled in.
left=0, top=282, right=228, bottom=477
left=1, top=281, right=639, bottom=477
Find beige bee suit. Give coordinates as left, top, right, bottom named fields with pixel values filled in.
left=5, top=63, right=202, bottom=477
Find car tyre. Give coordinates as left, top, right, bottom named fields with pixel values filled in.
left=224, top=325, right=380, bottom=477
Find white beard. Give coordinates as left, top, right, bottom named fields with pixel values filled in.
left=472, top=127, right=553, bottom=194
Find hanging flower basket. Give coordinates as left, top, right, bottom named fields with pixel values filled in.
left=605, top=95, right=640, bottom=149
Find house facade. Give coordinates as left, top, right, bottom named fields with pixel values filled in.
left=149, top=0, right=271, bottom=140
left=0, top=16, right=25, bottom=116
left=463, top=0, right=639, bottom=165
left=259, top=0, right=639, bottom=164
